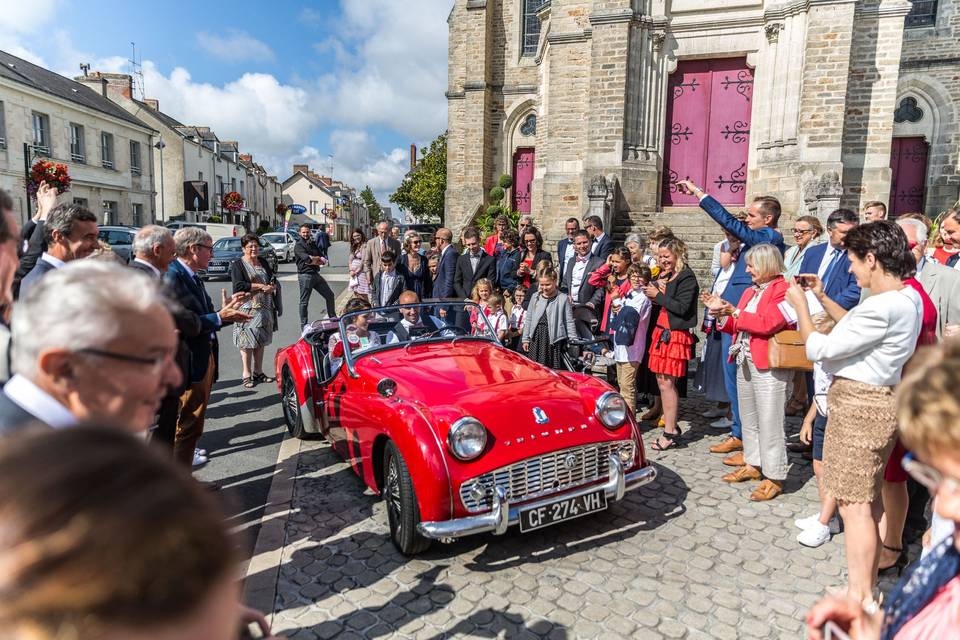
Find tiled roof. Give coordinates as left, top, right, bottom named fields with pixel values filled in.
left=0, top=49, right=153, bottom=130
left=134, top=99, right=184, bottom=131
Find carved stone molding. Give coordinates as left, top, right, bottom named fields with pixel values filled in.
left=650, top=30, right=667, bottom=52
left=547, top=29, right=593, bottom=45
left=764, top=22, right=783, bottom=43
left=589, top=10, right=639, bottom=26
left=465, top=0, right=486, bottom=10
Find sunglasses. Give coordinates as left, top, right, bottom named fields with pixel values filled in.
left=903, top=453, right=960, bottom=495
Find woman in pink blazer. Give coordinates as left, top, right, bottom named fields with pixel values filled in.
left=704, top=243, right=794, bottom=502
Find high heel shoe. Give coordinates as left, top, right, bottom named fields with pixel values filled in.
left=878, top=544, right=908, bottom=577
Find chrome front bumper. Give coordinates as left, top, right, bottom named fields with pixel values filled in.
left=417, top=455, right=657, bottom=540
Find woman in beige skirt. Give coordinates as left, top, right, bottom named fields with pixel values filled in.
left=785, top=221, right=923, bottom=604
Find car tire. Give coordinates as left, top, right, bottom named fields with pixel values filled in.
left=383, top=441, right=431, bottom=556
left=281, top=369, right=307, bottom=439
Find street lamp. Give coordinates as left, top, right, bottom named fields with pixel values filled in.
left=154, top=139, right=166, bottom=222
left=22, top=142, right=44, bottom=220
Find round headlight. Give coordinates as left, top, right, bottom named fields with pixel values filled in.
left=447, top=417, right=488, bottom=460
left=596, top=392, right=627, bottom=428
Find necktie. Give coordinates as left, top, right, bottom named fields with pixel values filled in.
left=822, top=250, right=842, bottom=288
left=577, top=256, right=588, bottom=263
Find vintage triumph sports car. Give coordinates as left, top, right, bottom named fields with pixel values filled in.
left=275, top=301, right=656, bottom=555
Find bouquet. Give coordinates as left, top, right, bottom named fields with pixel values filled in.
left=222, top=191, right=244, bottom=212
left=275, top=202, right=288, bottom=216
left=28, top=159, right=71, bottom=196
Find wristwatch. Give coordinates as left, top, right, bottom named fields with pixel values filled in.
left=731, top=308, right=741, bottom=320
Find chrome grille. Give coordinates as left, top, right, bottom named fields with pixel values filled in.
left=459, top=440, right=634, bottom=512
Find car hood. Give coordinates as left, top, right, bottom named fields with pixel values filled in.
left=212, top=249, right=241, bottom=259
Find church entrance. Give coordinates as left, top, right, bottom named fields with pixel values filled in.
left=661, top=57, right=754, bottom=207
left=888, top=136, right=928, bottom=217
left=513, top=147, right=535, bottom=214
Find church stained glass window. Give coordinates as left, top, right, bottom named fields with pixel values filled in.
left=522, top=0, right=549, bottom=57
left=906, top=1, right=938, bottom=27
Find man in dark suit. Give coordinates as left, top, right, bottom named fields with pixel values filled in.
left=1, top=261, right=182, bottom=436
left=454, top=227, right=496, bottom=299
left=313, top=224, right=332, bottom=258
left=584, top=215, right=613, bottom=261
left=165, top=228, right=250, bottom=467
left=19, top=203, right=99, bottom=300
left=557, top=217, right=581, bottom=282
left=130, top=226, right=205, bottom=463
left=370, top=250, right=406, bottom=308
left=562, top=230, right=605, bottom=341
left=294, top=225, right=335, bottom=328
left=13, top=181, right=57, bottom=299
left=798, top=209, right=861, bottom=311
left=676, top=179, right=786, bottom=459
left=432, top=227, right=458, bottom=300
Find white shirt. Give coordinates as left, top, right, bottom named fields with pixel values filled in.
left=379, top=270, right=398, bottom=306
left=613, top=291, right=652, bottom=364
left=510, top=305, right=525, bottom=331
left=591, top=233, right=607, bottom=255
left=3, top=374, right=77, bottom=428
left=805, top=287, right=923, bottom=386
left=133, top=258, right=161, bottom=277
left=39, top=252, right=66, bottom=270
left=816, top=244, right=842, bottom=279
left=488, top=309, right=509, bottom=337
left=563, top=240, right=576, bottom=270
left=570, top=255, right=589, bottom=300
left=387, top=318, right=422, bottom=344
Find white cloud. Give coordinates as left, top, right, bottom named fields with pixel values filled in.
left=298, top=7, right=325, bottom=26
left=0, top=0, right=59, bottom=65
left=196, top=29, right=275, bottom=63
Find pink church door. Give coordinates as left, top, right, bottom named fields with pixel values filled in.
left=888, top=137, right=928, bottom=217
left=513, top=148, right=535, bottom=214
left=662, top=58, right=754, bottom=206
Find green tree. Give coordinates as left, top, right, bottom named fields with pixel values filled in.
left=360, top=185, right=383, bottom=223
left=390, top=132, right=446, bottom=222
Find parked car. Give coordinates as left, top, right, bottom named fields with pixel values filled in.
left=261, top=232, right=296, bottom=262
left=203, top=236, right=278, bottom=280
left=274, top=301, right=655, bottom=555
left=97, top=226, right=138, bottom=263
left=165, top=221, right=246, bottom=242
left=397, top=223, right=441, bottom=248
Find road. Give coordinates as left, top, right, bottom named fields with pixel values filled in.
left=195, top=241, right=350, bottom=555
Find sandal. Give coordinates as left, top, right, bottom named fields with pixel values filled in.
left=242, top=377, right=256, bottom=389
left=254, top=372, right=276, bottom=384
left=878, top=545, right=908, bottom=576
left=650, top=428, right=683, bottom=452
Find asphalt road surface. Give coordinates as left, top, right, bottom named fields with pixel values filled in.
left=195, top=241, right=349, bottom=554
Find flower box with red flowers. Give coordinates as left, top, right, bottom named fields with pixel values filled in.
left=222, top=191, right=244, bottom=212
left=28, top=160, right=71, bottom=196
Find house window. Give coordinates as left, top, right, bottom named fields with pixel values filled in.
left=239, top=180, right=244, bottom=199
left=132, top=203, right=143, bottom=226
left=73, top=197, right=88, bottom=208
left=130, top=140, right=142, bottom=175
left=198, top=171, right=203, bottom=181
left=522, top=0, right=549, bottom=56
left=101, top=132, right=115, bottom=169
left=217, top=175, right=223, bottom=198
left=32, top=112, right=50, bottom=155
left=0, top=101, right=6, bottom=149
left=69, top=123, right=85, bottom=162
left=231, top=177, right=236, bottom=192
left=103, top=200, right=118, bottom=225
left=906, top=0, right=938, bottom=27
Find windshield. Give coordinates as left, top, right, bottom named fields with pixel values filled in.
left=262, top=234, right=285, bottom=243
left=214, top=238, right=241, bottom=251
left=335, top=302, right=500, bottom=373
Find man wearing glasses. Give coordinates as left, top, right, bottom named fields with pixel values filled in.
left=0, top=261, right=183, bottom=436
left=165, top=228, right=251, bottom=467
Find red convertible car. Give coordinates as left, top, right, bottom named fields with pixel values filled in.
left=275, top=301, right=656, bottom=555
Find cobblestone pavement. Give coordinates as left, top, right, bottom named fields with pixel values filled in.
left=253, top=393, right=904, bottom=639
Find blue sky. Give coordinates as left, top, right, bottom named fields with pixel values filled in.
left=0, top=0, right=451, bottom=209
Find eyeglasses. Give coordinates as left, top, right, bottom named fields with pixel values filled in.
left=411, top=240, right=421, bottom=244
left=903, top=453, right=960, bottom=495
left=792, top=228, right=813, bottom=235
left=76, top=347, right=173, bottom=372
left=196, top=244, right=213, bottom=251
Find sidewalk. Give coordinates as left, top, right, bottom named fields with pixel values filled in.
left=244, top=393, right=911, bottom=639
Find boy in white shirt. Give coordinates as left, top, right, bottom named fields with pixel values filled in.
left=607, top=265, right=652, bottom=415
left=485, top=293, right=509, bottom=342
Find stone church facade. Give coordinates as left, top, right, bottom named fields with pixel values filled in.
left=445, top=0, right=958, bottom=256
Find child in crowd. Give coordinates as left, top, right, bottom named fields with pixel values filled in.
left=495, top=229, right=521, bottom=295
left=485, top=293, right=509, bottom=342
left=795, top=312, right=839, bottom=548
left=608, top=264, right=653, bottom=415
left=506, top=286, right=526, bottom=350
left=469, top=278, right=494, bottom=331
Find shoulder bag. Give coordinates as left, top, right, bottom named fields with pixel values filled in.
left=768, top=329, right=812, bottom=371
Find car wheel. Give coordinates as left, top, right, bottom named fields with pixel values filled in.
left=383, top=441, right=431, bottom=556
left=281, top=369, right=307, bottom=439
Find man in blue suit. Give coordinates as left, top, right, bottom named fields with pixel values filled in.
left=797, top=208, right=861, bottom=311
left=557, top=217, right=580, bottom=281
left=677, top=180, right=786, bottom=461
left=432, top=227, right=458, bottom=300
left=165, top=227, right=250, bottom=468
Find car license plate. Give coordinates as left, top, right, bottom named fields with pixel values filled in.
left=208, top=265, right=226, bottom=272
left=519, top=489, right=607, bottom=532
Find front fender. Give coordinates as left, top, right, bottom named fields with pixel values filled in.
left=349, top=396, right=453, bottom=522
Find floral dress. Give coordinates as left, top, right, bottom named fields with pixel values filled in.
left=233, top=261, right=275, bottom=350
left=348, top=248, right=369, bottom=296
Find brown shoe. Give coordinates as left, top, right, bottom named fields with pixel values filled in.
left=721, top=465, right=762, bottom=483
left=750, top=479, right=783, bottom=501
left=722, top=452, right=745, bottom=467
left=709, top=437, right=743, bottom=454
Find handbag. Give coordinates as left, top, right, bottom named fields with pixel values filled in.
left=767, top=330, right=812, bottom=371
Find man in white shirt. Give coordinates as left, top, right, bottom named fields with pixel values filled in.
left=584, top=215, right=612, bottom=260
left=0, top=261, right=182, bottom=436
left=19, top=203, right=99, bottom=300
left=386, top=292, right=436, bottom=343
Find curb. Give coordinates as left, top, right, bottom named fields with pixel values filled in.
left=241, top=433, right=302, bottom=617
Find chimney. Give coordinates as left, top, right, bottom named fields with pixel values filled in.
left=143, top=98, right=159, bottom=110
left=77, top=72, right=134, bottom=99
left=293, top=164, right=309, bottom=175
left=410, top=144, right=417, bottom=170
left=239, top=153, right=252, bottom=162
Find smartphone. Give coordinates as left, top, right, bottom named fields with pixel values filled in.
left=675, top=181, right=692, bottom=195
left=795, top=275, right=813, bottom=289
left=239, top=621, right=266, bottom=640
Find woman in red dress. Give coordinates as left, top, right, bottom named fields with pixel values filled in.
left=644, top=237, right=700, bottom=452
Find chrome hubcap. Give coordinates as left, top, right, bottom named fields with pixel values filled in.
left=282, top=376, right=299, bottom=423
left=386, top=457, right=402, bottom=536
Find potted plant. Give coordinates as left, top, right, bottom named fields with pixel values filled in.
left=222, top=191, right=244, bottom=213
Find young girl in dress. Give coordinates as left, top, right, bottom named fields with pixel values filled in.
left=521, top=268, right=576, bottom=370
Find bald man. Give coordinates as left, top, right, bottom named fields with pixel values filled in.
left=432, top=228, right=458, bottom=300
left=386, top=291, right=437, bottom=343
